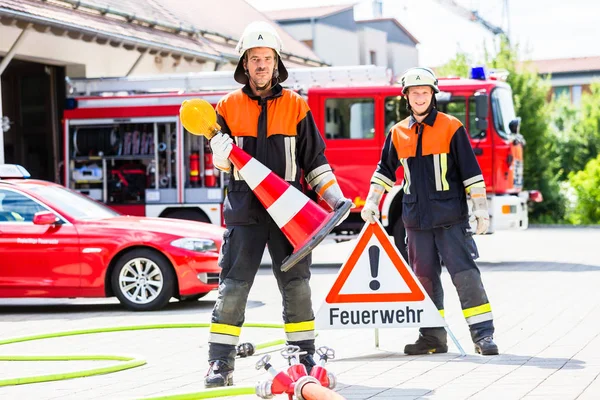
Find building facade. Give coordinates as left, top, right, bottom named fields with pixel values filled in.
left=528, top=56, right=600, bottom=105
left=266, top=5, right=419, bottom=77
left=0, top=0, right=324, bottom=181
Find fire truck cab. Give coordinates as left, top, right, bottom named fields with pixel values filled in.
left=63, top=66, right=539, bottom=252
left=308, top=66, right=537, bottom=245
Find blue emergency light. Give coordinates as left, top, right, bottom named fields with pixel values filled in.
left=0, top=164, right=31, bottom=179
left=470, top=66, right=488, bottom=80
left=65, top=98, right=78, bottom=110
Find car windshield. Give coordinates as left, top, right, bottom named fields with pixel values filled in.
left=24, top=184, right=120, bottom=220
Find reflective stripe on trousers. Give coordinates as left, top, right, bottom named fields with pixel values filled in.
left=208, top=218, right=315, bottom=365
left=407, top=223, right=495, bottom=342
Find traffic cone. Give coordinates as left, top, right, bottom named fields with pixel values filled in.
left=180, top=99, right=352, bottom=272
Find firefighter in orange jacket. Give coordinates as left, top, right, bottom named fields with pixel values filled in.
left=361, top=67, right=499, bottom=356
left=204, top=21, right=351, bottom=387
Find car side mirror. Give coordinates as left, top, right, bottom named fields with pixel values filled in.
left=474, top=92, right=489, bottom=132
left=509, top=117, right=521, bottom=134
left=33, top=211, right=58, bottom=225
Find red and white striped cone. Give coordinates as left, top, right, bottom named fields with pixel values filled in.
left=228, top=145, right=352, bottom=272
left=179, top=98, right=351, bottom=272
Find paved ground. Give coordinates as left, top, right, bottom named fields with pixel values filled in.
left=1, top=227, right=599, bottom=399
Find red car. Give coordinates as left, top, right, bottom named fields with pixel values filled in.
left=0, top=164, right=224, bottom=311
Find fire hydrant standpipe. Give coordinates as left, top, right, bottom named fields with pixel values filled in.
left=254, top=345, right=343, bottom=400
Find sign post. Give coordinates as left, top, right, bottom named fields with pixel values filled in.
left=315, top=221, right=465, bottom=356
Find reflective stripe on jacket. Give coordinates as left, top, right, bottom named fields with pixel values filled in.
left=216, top=84, right=329, bottom=225
left=371, top=109, right=484, bottom=229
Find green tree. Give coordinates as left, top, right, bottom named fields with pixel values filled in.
left=436, top=52, right=471, bottom=78
left=575, top=83, right=600, bottom=169
left=550, top=82, right=600, bottom=179
left=487, top=39, right=565, bottom=222
left=439, top=38, right=566, bottom=222
left=548, top=93, right=580, bottom=180
left=567, top=154, right=600, bottom=224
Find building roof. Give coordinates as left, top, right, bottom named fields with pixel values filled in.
left=356, top=17, right=419, bottom=45
left=265, top=4, right=355, bottom=22
left=527, top=56, right=600, bottom=75
left=0, top=0, right=326, bottom=66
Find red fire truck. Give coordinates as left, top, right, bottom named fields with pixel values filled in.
left=63, top=66, right=540, bottom=250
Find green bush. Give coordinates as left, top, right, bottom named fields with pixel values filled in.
left=567, top=155, right=600, bottom=224
left=437, top=39, right=567, bottom=222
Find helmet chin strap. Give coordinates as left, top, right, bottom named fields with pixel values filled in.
left=246, top=68, right=279, bottom=92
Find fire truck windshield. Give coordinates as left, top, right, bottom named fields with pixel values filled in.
left=25, top=184, right=120, bottom=220
left=491, top=88, right=517, bottom=140
left=385, top=96, right=471, bottom=136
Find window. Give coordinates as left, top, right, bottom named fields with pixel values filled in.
left=384, top=96, right=409, bottom=134
left=553, top=86, right=570, bottom=100
left=468, top=97, right=480, bottom=138
left=491, top=88, right=517, bottom=140
left=24, top=184, right=118, bottom=220
left=384, top=96, right=469, bottom=135
left=0, top=189, right=47, bottom=222
left=438, top=97, right=467, bottom=127
left=369, top=51, right=377, bottom=65
left=325, top=98, right=375, bottom=139
left=572, top=85, right=582, bottom=106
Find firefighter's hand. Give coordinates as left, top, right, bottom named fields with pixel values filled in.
left=210, top=132, right=233, bottom=160
left=361, top=201, right=380, bottom=224
left=473, top=209, right=490, bottom=235
left=334, top=198, right=354, bottom=226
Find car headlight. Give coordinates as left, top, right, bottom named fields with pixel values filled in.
left=170, top=238, right=217, bottom=252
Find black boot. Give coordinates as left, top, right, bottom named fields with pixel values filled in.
left=404, top=334, right=448, bottom=355
left=204, top=360, right=234, bottom=388
left=474, top=336, right=499, bottom=356
left=299, top=354, right=317, bottom=375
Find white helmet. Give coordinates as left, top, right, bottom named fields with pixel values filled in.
left=401, top=67, right=439, bottom=94
left=234, top=21, right=288, bottom=85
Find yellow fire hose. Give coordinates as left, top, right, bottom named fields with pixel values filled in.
left=0, top=322, right=288, bottom=399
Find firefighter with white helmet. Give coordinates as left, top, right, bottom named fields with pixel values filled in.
left=361, top=66, right=499, bottom=356
left=204, top=21, right=351, bottom=387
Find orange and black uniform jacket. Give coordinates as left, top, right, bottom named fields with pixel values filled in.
left=372, top=109, right=484, bottom=230
left=216, top=83, right=329, bottom=225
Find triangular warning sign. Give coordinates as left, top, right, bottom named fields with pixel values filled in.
left=315, top=221, right=446, bottom=329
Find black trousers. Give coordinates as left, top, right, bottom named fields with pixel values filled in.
left=208, top=216, right=314, bottom=366
left=407, top=222, right=494, bottom=343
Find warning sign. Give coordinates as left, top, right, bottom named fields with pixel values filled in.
left=315, top=221, right=446, bottom=329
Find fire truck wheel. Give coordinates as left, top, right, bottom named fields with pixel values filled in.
left=164, top=208, right=210, bottom=223
left=392, top=218, right=409, bottom=263
left=111, top=249, right=175, bottom=311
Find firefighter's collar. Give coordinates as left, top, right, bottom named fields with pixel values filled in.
left=242, top=82, right=283, bottom=101
left=408, top=108, right=438, bottom=129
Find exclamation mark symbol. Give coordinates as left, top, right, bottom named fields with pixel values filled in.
left=368, top=245, right=380, bottom=291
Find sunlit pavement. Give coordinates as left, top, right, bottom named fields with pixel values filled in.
left=1, top=227, right=599, bottom=399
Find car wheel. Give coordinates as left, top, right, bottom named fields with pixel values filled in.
left=392, top=217, right=409, bottom=264
left=111, top=249, right=175, bottom=311
left=180, top=292, right=209, bottom=302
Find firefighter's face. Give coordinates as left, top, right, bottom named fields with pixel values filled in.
left=407, top=86, right=434, bottom=116
left=244, top=48, right=277, bottom=90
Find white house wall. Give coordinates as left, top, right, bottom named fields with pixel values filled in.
left=0, top=25, right=221, bottom=78
left=358, top=27, right=388, bottom=68
left=277, top=23, right=313, bottom=42
left=387, top=42, right=418, bottom=77
left=313, top=23, right=360, bottom=66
